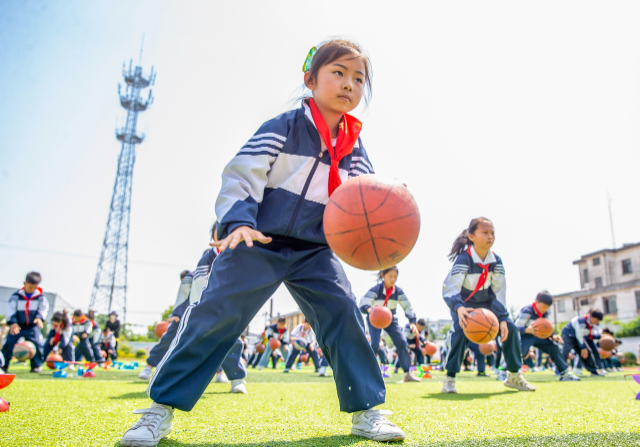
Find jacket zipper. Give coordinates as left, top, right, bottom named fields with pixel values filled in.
left=284, top=151, right=323, bottom=237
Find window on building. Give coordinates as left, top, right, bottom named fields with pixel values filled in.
left=583, top=268, right=589, bottom=283
left=558, top=300, right=566, bottom=312
left=595, top=277, right=603, bottom=288
left=636, top=291, right=640, bottom=311
left=593, top=257, right=600, bottom=266
left=580, top=298, right=590, bottom=306
left=622, top=259, right=633, bottom=275
left=604, top=296, right=617, bottom=315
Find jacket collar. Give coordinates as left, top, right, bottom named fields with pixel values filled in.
left=468, top=245, right=496, bottom=265
left=18, top=287, right=43, bottom=299
left=301, top=100, right=360, bottom=150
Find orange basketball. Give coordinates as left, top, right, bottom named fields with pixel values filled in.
left=599, top=335, right=616, bottom=351
left=269, top=338, right=281, bottom=350
left=100, top=350, right=107, bottom=359
left=46, top=353, right=64, bottom=370
left=479, top=341, right=496, bottom=356
left=154, top=321, right=169, bottom=338
left=423, top=341, right=437, bottom=357
left=369, top=306, right=393, bottom=329
left=324, top=175, right=420, bottom=270
left=598, top=348, right=612, bottom=359
left=531, top=318, right=554, bottom=339
left=463, top=309, right=499, bottom=344
left=300, top=353, right=309, bottom=363
left=255, top=343, right=265, bottom=354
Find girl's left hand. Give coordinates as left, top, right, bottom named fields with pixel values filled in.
left=499, top=321, right=509, bottom=343
left=409, top=323, right=418, bottom=334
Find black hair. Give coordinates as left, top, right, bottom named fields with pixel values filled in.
left=448, top=217, right=493, bottom=262
left=73, top=309, right=83, bottom=318
left=51, top=310, right=70, bottom=330
left=25, top=271, right=41, bottom=285
left=377, top=266, right=399, bottom=281
left=589, top=309, right=604, bottom=320
left=602, top=328, right=614, bottom=336
left=416, top=318, right=426, bottom=326
left=278, top=317, right=286, bottom=323
left=102, top=326, right=111, bottom=333
left=87, top=310, right=96, bottom=320
left=536, top=290, right=553, bottom=306
left=180, top=270, right=190, bottom=281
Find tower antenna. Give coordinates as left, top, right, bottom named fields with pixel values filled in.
left=139, top=33, right=145, bottom=65
left=607, top=190, right=616, bottom=249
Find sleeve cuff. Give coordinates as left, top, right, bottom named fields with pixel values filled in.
left=452, top=303, right=463, bottom=313
left=227, top=222, right=256, bottom=235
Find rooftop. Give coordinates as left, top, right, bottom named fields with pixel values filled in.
left=572, top=241, right=640, bottom=265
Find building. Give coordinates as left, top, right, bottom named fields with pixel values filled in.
left=0, top=285, right=76, bottom=323
left=426, top=319, right=452, bottom=339
left=552, top=242, right=640, bottom=325
left=269, top=310, right=305, bottom=330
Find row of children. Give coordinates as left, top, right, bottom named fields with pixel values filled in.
left=0, top=271, right=121, bottom=373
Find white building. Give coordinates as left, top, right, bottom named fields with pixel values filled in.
left=552, top=242, right=640, bottom=325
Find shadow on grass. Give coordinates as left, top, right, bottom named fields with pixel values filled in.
left=109, top=391, right=150, bottom=400
left=422, top=390, right=517, bottom=400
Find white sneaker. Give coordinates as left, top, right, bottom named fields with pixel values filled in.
left=256, top=365, right=264, bottom=370
left=68, top=364, right=75, bottom=371
left=559, top=371, right=580, bottom=381
left=351, top=409, right=405, bottom=442
left=403, top=372, right=421, bottom=383
left=121, top=403, right=173, bottom=447
left=441, top=376, right=457, bottom=393
left=318, top=366, right=327, bottom=377
left=495, top=370, right=507, bottom=381
left=138, top=365, right=153, bottom=380
left=230, top=379, right=247, bottom=394
left=504, top=372, right=536, bottom=391
left=215, top=372, right=229, bottom=383
left=573, top=368, right=583, bottom=375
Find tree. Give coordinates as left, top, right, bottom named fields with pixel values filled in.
left=615, top=316, right=640, bottom=337
left=438, top=323, right=451, bottom=339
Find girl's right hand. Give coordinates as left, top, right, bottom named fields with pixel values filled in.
left=457, top=307, right=474, bottom=329
left=210, top=226, right=272, bottom=252
left=49, top=338, right=55, bottom=346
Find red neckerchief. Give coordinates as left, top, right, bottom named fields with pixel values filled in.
left=532, top=302, right=544, bottom=318
left=73, top=315, right=88, bottom=325
left=53, top=324, right=62, bottom=345
left=20, top=287, right=42, bottom=326
left=308, top=98, right=362, bottom=197
left=382, top=285, right=395, bottom=307
left=584, top=315, right=593, bottom=340
left=464, top=247, right=490, bottom=302
left=277, top=327, right=286, bottom=340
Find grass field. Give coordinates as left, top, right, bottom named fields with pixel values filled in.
left=1, top=362, right=640, bottom=447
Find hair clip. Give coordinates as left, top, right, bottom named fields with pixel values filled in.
left=302, top=46, right=317, bottom=73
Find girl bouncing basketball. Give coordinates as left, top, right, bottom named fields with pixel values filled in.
left=441, top=217, right=534, bottom=393
left=121, top=39, right=405, bottom=446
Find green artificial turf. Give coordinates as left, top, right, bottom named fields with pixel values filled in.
left=1, top=363, right=639, bottom=446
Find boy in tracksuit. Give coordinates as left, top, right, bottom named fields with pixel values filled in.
left=285, top=319, right=320, bottom=372
left=87, top=310, right=104, bottom=364
left=258, top=317, right=290, bottom=369
left=72, top=310, right=95, bottom=362
left=100, top=327, right=118, bottom=362
left=515, top=291, right=579, bottom=381
left=403, top=319, right=428, bottom=366
left=2, top=272, right=48, bottom=373
left=561, top=309, right=605, bottom=376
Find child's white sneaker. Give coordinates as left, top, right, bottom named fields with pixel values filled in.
left=504, top=371, right=535, bottom=391
left=441, top=376, right=457, bottom=393
left=256, top=365, right=264, bottom=370
left=559, top=371, right=580, bottom=381
left=215, top=372, right=230, bottom=383
left=403, top=372, right=421, bottom=382
left=230, top=379, right=247, bottom=394
left=121, top=403, right=173, bottom=447
left=318, top=366, right=327, bottom=377
left=138, top=365, right=153, bottom=380
left=68, top=364, right=75, bottom=371
left=351, top=409, right=405, bottom=442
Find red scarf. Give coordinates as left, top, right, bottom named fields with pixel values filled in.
left=532, top=302, right=544, bottom=318
left=584, top=315, right=593, bottom=340
left=382, top=285, right=395, bottom=307
left=73, top=315, right=88, bottom=325
left=277, top=327, right=286, bottom=340
left=464, top=247, right=490, bottom=302
left=308, top=98, right=362, bottom=197
left=20, top=287, right=42, bottom=326
left=53, top=324, right=62, bottom=346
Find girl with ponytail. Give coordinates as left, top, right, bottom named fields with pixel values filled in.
left=43, top=309, right=74, bottom=362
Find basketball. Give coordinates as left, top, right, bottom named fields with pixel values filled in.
left=599, top=335, right=616, bottom=351
left=479, top=341, right=496, bottom=355
left=293, top=339, right=307, bottom=351
left=13, top=341, right=36, bottom=361
left=323, top=175, right=421, bottom=270
left=368, top=306, right=393, bottom=329
left=0, top=398, right=9, bottom=413
left=269, top=338, right=281, bottom=350
left=46, top=353, right=64, bottom=370
left=300, top=353, right=309, bottom=363
left=463, top=309, right=499, bottom=344
left=423, top=341, right=437, bottom=357
left=100, top=350, right=107, bottom=359
left=255, top=343, right=265, bottom=354
left=531, top=318, right=554, bottom=339
left=154, top=321, right=169, bottom=338
left=598, top=348, right=612, bottom=359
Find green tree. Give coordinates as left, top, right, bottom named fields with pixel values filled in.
left=438, top=323, right=451, bottom=339
left=615, top=316, right=640, bottom=337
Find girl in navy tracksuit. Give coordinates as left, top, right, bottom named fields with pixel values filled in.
left=441, top=217, right=533, bottom=394
left=122, top=40, right=405, bottom=446
left=43, top=310, right=74, bottom=362
left=359, top=266, right=420, bottom=382
left=72, top=310, right=95, bottom=362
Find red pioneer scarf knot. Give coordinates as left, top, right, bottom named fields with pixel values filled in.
left=532, top=302, right=544, bottom=318
left=584, top=314, right=593, bottom=340
left=383, top=285, right=395, bottom=307
left=464, top=247, right=490, bottom=302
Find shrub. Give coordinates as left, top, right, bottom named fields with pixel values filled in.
left=616, top=317, right=640, bottom=337
left=135, top=349, right=147, bottom=359
left=117, top=343, right=132, bottom=357
left=622, top=352, right=637, bottom=365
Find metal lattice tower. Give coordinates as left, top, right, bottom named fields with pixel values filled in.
left=89, top=59, right=156, bottom=322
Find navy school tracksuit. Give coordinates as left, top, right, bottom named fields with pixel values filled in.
left=100, top=332, right=118, bottom=361
left=561, top=315, right=602, bottom=374
left=285, top=323, right=320, bottom=370
left=72, top=316, right=95, bottom=362
left=442, top=245, right=522, bottom=375
left=258, top=323, right=290, bottom=368
left=43, top=318, right=74, bottom=362
left=89, top=320, right=105, bottom=363
left=2, top=287, right=49, bottom=370
left=466, top=342, right=487, bottom=373
left=148, top=101, right=384, bottom=413
left=359, top=283, right=416, bottom=373
left=515, top=303, right=568, bottom=373
left=403, top=324, right=428, bottom=365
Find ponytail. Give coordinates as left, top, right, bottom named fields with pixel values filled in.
left=448, top=217, right=492, bottom=262
left=52, top=309, right=70, bottom=330
left=377, top=266, right=399, bottom=282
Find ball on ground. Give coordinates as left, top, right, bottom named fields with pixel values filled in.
left=13, top=341, right=36, bottom=361
left=463, top=309, right=499, bottom=344
left=46, top=354, right=64, bottom=370
left=368, top=306, right=393, bottom=329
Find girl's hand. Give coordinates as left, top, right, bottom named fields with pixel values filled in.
left=49, top=338, right=55, bottom=346
left=499, top=321, right=509, bottom=343
left=408, top=344, right=416, bottom=349
left=456, top=307, right=473, bottom=329
left=10, top=323, right=20, bottom=335
left=409, top=323, right=418, bottom=334
left=580, top=348, right=589, bottom=359
left=552, top=334, right=563, bottom=344
left=210, top=226, right=272, bottom=252
left=525, top=326, right=535, bottom=335
left=34, top=318, right=43, bottom=328
left=166, top=316, right=180, bottom=323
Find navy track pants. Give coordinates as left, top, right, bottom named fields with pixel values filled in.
left=146, top=321, right=180, bottom=367
left=368, top=318, right=411, bottom=373
left=467, top=342, right=486, bottom=373
left=409, top=344, right=425, bottom=366
left=285, top=345, right=320, bottom=370
left=43, top=330, right=74, bottom=362
left=147, top=242, right=385, bottom=413
left=561, top=334, right=600, bottom=373
left=219, top=339, right=246, bottom=380
left=521, top=334, right=568, bottom=373
left=1, top=326, right=44, bottom=369
left=445, top=304, right=522, bottom=375
left=74, top=336, right=95, bottom=362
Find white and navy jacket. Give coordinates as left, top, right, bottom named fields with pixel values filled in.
left=562, top=315, right=602, bottom=349
left=403, top=323, right=427, bottom=343
left=171, top=271, right=195, bottom=318
left=90, top=320, right=102, bottom=345
left=215, top=101, right=374, bottom=244
left=186, top=248, right=219, bottom=308
left=291, top=323, right=316, bottom=347
left=442, top=245, right=508, bottom=322
left=49, top=319, right=73, bottom=347
left=359, top=283, right=416, bottom=324
left=266, top=323, right=290, bottom=344
left=515, top=304, right=549, bottom=337
left=100, top=332, right=116, bottom=351
left=72, top=317, right=93, bottom=338
left=6, top=287, right=49, bottom=330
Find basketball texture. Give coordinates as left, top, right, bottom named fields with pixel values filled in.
left=479, top=341, right=496, bottom=355
left=324, top=175, right=420, bottom=270
left=255, top=343, right=265, bottom=354
left=598, top=348, right=612, bottom=359
left=369, top=306, right=393, bottom=329
left=293, top=339, right=307, bottom=351
left=13, top=341, right=36, bottom=361
left=269, top=338, right=281, bottom=350
left=154, top=321, right=169, bottom=338
left=531, top=318, right=554, bottom=339
left=599, top=336, right=616, bottom=351
left=46, top=354, right=64, bottom=370
left=463, top=309, right=499, bottom=344
left=423, top=341, right=437, bottom=357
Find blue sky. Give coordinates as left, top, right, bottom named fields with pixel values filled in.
left=1, top=1, right=640, bottom=333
